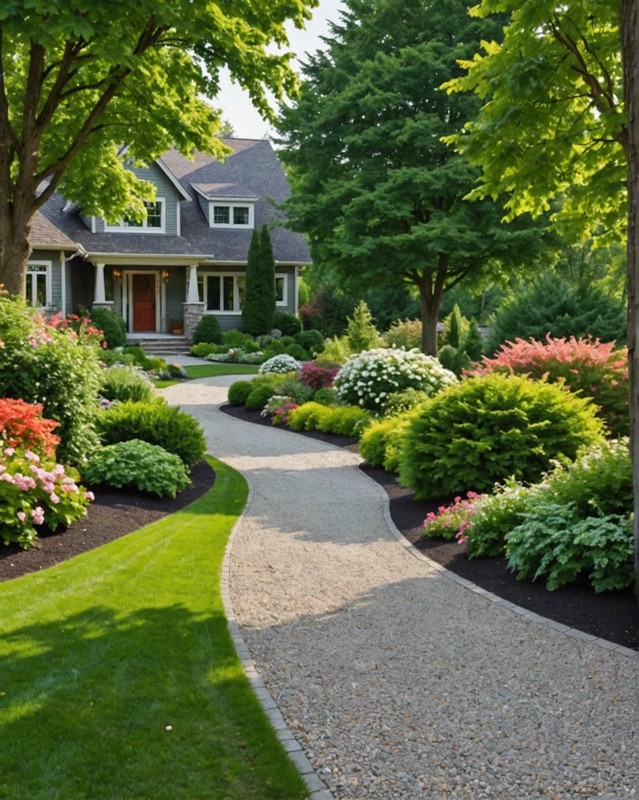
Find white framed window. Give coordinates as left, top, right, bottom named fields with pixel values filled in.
left=198, top=273, right=245, bottom=313
left=25, top=262, right=52, bottom=308
left=105, top=199, right=166, bottom=233
left=209, top=203, right=254, bottom=228
left=275, top=273, right=288, bottom=306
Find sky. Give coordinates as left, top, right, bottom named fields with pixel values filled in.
left=214, top=0, right=344, bottom=140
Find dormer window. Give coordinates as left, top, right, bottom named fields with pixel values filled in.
left=105, top=199, right=166, bottom=233
left=193, top=183, right=257, bottom=229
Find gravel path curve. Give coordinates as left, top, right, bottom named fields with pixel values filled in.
left=162, top=376, right=638, bottom=800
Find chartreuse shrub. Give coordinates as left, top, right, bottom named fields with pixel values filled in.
left=334, top=348, right=457, bottom=413
left=383, top=318, right=422, bottom=350
left=100, top=365, right=155, bottom=403
left=469, top=335, right=629, bottom=436
left=422, top=439, right=632, bottom=592
left=96, top=398, right=206, bottom=466
left=288, top=402, right=371, bottom=437
left=399, top=373, right=604, bottom=500
left=83, top=440, right=190, bottom=498
left=0, top=295, right=102, bottom=465
left=227, top=380, right=254, bottom=407
left=359, top=407, right=423, bottom=472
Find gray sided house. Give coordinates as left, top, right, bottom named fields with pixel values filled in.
left=33, top=139, right=311, bottom=339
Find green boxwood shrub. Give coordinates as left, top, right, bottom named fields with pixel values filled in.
left=192, top=314, right=222, bottom=345
left=96, top=398, right=206, bottom=465
left=190, top=342, right=222, bottom=358
left=398, top=373, right=604, bottom=499
left=273, top=311, right=303, bottom=336
left=222, top=330, right=261, bottom=351
left=89, top=307, right=127, bottom=349
left=245, top=375, right=285, bottom=411
left=227, top=380, right=255, bottom=407
left=296, top=329, right=325, bottom=355
left=100, top=365, right=155, bottom=403
left=83, top=440, right=191, bottom=498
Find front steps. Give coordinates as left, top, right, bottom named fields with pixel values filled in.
left=125, top=335, right=190, bottom=358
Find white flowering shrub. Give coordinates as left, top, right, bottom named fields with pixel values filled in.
left=333, top=348, right=457, bottom=413
left=258, top=354, right=302, bottom=374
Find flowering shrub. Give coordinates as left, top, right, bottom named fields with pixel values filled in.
left=468, top=335, right=628, bottom=436
left=0, top=399, right=60, bottom=455
left=0, top=446, right=93, bottom=548
left=298, top=362, right=339, bottom=390
left=261, top=396, right=300, bottom=426
left=334, top=348, right=457, bottom=413
left=0, top=295, right=102, bottom=465
left=423, top=492, right=483, bottom=543
left=258, top=353, right=302, bottom=374
left=205, top=348, right=265, bottom=364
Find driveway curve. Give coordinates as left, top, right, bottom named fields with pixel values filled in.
left=161, top=376, right=638, bottom=800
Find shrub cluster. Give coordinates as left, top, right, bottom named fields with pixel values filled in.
left=288, top=402, right=371, bottom=437
left=468, top=335, right=628, bottom=436
left=96, top=398, right=206, bottom=466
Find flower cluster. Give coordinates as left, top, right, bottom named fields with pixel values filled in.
left=0, top=447, right=94, bottom=548
left=205, top=348, right=265, bottom=364
left=334, top=348, right=457, bottom=413
left=258, top=353, right=302, bottom=374
left=0, top=398, right=60, bottom=455
left=423, top=491, right=482, bottom=543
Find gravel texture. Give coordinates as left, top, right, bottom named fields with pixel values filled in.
left=162, top=377, right=639, bottom=800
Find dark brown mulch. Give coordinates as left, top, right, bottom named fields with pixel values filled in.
left=220, top=403, right=639, bottom=651
left=0, top=460, right=215, bottom=583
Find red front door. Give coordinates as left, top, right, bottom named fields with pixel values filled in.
left=132, top=274, right=156, bottom=332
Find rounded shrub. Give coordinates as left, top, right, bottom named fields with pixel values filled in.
left=192, top=314, right=222, bottom=345
left=244, top=375, right=284, bottom=411
left=296, top=329, right=325, bottom=355
left=227, top=380, right=255, bottom=407
left=383, top=318, right=422, bottom=350
left=359, top=408, right=420, bottom=472
left=83, top=440, right=190, bottom=498
left=96, top=398, right=206, bottom=466
left=89, top=307, right=127, bottom=349
left=100, top=365, right=155, bottom=403
left=222, top=329, right=260, bottom=351
left=334, top=348, right=456, bottom=413
left=273, top=311, right=303, bottom=336
left=259, top=354, right=302, bottom=374
left=398, top=373, right=605, bottom=499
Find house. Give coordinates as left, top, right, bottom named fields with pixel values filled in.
left=34, top=138, right=311, bottom=339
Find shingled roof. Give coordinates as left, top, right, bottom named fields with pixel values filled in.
left=30, top=210, right=78, bottom=251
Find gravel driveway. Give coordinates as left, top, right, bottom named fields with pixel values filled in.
left=162, top=376, right=638, bottom=800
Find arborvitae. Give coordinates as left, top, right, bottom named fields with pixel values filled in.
left=242, top=227, right=275, bottom=335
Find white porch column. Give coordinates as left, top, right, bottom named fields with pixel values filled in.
left=94, top=263, right=106, bottom=303
left=187, top=263, right=200, bottom=303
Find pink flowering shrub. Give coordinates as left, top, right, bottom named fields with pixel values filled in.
left=0, top=447, right=93, bottom=548
left=299, top=362, right=339, bottom=390
left=423, top=492, right=482, bottom=543
left=467, top=335, right=628, bottom=436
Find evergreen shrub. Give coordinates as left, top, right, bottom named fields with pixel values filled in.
left=227, top=380, right=254, bottom=407
left=96, top=398, right=206, bottom=465
left=192, top=314, right=222, bottom=345
left=273, top=312, right=303, bottom=336
left=100, top=365, right=155, bottom=403
left=89, top=307, right=126, bottom=349
left=399, top=373, right=604, bottom=499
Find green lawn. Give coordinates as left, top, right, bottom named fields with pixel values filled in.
left=184, top=364, right=260, bottom=379
left=0, top=458, right=308, bottom=800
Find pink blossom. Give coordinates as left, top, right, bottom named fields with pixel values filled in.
left=3, top=447, right=15, bottom=456
left=84, top=491, right=95, bottom=501
left=17, top=511, right=26, bottom=523
left=50, top=492, right=60, bottom=504
left=31, top=506, right=45, bottom=525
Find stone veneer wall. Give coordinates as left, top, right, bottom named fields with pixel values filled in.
left=183, top=302, right=205, bottom=342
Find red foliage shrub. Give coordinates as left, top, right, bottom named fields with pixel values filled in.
left=299, top=362, right=339, bottom=390
left=0, top=399, right=60, bottom=456
left=467, top=335, right=628, bottom=436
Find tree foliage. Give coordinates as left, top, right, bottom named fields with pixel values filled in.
left=0, top=0, right=317, bottom=293
left=276, top=0, right=547, bottom=355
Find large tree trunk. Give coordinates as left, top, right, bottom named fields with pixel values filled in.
left=0, top=205, right=33, bottom=296
left=620, top=0, right=639, bottom=602
left=417, top=257, right=447, bottom=356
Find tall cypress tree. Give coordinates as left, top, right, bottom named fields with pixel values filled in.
left=242, top=226, right=276, bottom=335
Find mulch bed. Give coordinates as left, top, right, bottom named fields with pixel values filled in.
left=2, top=407, right=637, bottom=651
